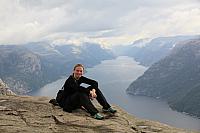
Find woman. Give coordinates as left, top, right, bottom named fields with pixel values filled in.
left=59, top=64, right=116, bottom=120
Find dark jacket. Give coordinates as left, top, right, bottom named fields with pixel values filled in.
left=62, top=75, right=98, bottom=100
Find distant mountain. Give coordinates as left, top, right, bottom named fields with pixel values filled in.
left=0, top=42, right=115, bottom=94
left=0, top=45, right=44, bottom=94
left=112, top=35, right=199, bottom=66
left=126, top=38, right=200, bottom=118
left=24, top=42, right=114, bottom=68
left=77, top=43, right=114, bottom=66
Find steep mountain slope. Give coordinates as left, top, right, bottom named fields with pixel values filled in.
left=127, top=38, right=200, bottom=117
left=113, top=35, right=199, bottom=66
left=0, top=45, right=43, bottom=94
left=172, top=84, right=200, bottom=117
left=0, top=42, right=114, bottom=94
left=24, top=42, right=115, bottom=77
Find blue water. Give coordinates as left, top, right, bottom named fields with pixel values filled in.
left=31, top=56, right=200, bottom=131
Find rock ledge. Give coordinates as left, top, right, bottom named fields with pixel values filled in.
left=0, top=95, right=198, bottom=133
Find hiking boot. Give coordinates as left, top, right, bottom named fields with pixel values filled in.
left=102, top=107, right=117, bottom=113
left=93, top=113, right=104, bottom=120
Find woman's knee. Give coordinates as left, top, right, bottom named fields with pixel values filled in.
left=95, top=88, right=102, bottom=94
left=79, top=92, right=90, bottom=99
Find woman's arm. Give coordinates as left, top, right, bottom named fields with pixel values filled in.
left=63, top=75, right=78, bottom=96
left=80, top=76, right=98, bottom=89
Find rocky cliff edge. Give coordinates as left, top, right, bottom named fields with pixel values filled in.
left=0, top=95, right=198, bottom=133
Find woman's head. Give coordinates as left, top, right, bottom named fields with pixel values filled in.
left=73, top=64, right=84, bottom=79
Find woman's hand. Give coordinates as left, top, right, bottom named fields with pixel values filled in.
left=89, top=89, right=97, bottom=100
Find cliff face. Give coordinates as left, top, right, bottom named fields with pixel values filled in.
left=0, top=95, right=196, bottom=133
left=126, top=38, right=200, bottom=118
left=0, top=79, right=16, bottom=96
left=0, top=45, right=43, bottom=94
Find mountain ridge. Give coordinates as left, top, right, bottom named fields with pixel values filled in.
left=112, top=35, right=199, bottom=66
left=0, top=42, right=115, bottom=94
left=126, top=38, right=200, bottom=118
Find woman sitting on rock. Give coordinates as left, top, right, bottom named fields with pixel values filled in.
left=58, top=64, right=116, bottom=120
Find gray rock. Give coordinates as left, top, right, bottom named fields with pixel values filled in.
left=0, top=79, right=16, bottom=96
left=0, top=95, right=196, bottom=133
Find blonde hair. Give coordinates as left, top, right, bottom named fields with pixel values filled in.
left=73, top=64, right=84, bottom=70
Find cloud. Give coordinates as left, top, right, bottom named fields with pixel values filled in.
left=0, top=0, right=200, bottom=45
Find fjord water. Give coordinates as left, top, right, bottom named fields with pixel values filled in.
left=31, top=56, right=200, bottom=131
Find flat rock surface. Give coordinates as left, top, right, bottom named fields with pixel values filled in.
left=0, top=95, right=198, bottom=133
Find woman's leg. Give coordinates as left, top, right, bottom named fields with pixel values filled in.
left=79, top=92, right=99, bottom=116
left=95, top=88, right=117, bottom=113
left=92, top=87, right=111, bottom=109
left=63, top=92, right=80, bottom=112
left=63, top=91, right=98, bottom=116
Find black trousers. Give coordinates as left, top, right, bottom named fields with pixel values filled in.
left=63, top=87, right=111, bottom=116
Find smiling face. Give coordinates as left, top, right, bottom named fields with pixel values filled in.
left=73, top=65, right=84, bottom=80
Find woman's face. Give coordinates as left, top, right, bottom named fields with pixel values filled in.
left=73, top=66, right=84, bottom=79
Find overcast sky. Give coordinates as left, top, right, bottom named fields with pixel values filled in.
left=0, top=0, right=200, bottom=46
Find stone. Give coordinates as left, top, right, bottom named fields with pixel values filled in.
left=0, top=79, right=16, bottom=96
left=0, top=95, right=198, bottom=133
